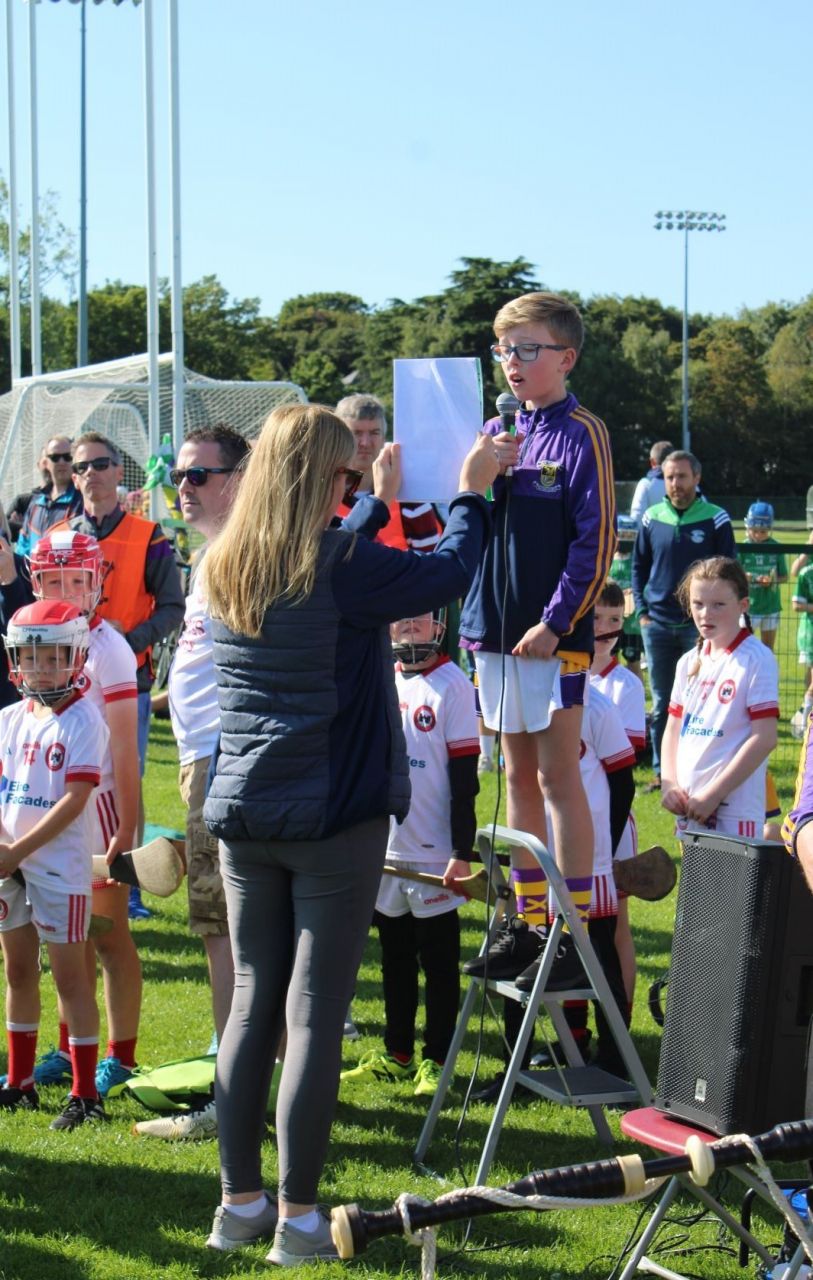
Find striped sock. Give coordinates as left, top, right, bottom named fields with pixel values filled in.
left=565, top=876, right=593, bottom=929
left=511, top=867, right=548, bottom=933
left=7, top=1022, right=38, bottom=1091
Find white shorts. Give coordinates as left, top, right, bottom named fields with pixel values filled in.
left=0, top=875, right=91, bottom=944
left=615, top=814, right=638, bottom=864
left=91, top=788, right=127, bottom=892
left=474, top=653, right=568, bottom=734
left=676, top=815, right=761, bottom=840
left=752, top=614, right=780, bottom=630
left=375, top=858, right=465, bottom=919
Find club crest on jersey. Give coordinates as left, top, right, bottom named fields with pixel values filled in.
left=718, top=678, right=737, bottom=704
left=413, top=705, right=436, bottom=733
left=689, top=529, right=706, bottom=544
left=75, top=672, right=91, bottom=694
left=0, top=898, right=7, bottom=921
left=45, top=743, right=66, bottom=771
left=536, top=460, right=561, bottom=491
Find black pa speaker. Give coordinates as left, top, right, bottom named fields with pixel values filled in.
left=656, top=833, right=813, bottom=1135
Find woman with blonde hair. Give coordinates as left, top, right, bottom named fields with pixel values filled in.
left=202, top=403, right=497, bottom=1265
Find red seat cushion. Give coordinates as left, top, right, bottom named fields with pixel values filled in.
left=621, top=1106, right=720, bottom=1156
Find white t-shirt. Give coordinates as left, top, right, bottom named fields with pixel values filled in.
left=0, top=694, right=107, bottom=893
left=591, top=658, right=646, bottom=753
left=547, top=686, right=636, bottom=916
left=668, top=629, right=779, bottom=828
left=168, top=560, right=219, bottom=766
left=387, top=657, right=479, bottom=864
left=74, top=617, right=138, bottom=793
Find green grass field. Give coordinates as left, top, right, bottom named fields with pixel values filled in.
left=0, top=558, right=809, bottom=1280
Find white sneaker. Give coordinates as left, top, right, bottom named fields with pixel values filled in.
left=477, top=754, right=494, bottom=774
left=133, top=1098, right=217, bottom=1140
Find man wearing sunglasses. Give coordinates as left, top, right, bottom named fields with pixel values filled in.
left=16, top=436, right=83, bottom=560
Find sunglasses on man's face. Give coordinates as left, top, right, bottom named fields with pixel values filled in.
left=47, top=452, right=73, bottom=464
left=73, top=457, right=115, bottom=475
left=169, top=466, right=236, bottom=488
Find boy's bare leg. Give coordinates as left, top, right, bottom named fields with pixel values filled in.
left=48, top=942, right=99, bottom=1042
left=2, top=925, right=41, bottom=1025
left=535, top=705, right=593, bottom=882
left=501, top=730, right=549, bottom=859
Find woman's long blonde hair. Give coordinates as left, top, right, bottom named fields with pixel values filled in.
left=204, top=404, right=355, bottom=636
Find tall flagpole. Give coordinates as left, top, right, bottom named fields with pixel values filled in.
left=142, top=0, right=160, bottom=503
left=168, top=0, right=184, bottom=455
left=5, top=0, right=22, bottom=382
left=27, top=0, right=42, bottom=375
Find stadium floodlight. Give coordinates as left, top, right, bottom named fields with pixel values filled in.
left=654, top=208, right=727, bottom=451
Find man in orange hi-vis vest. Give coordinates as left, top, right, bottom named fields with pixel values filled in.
left=334, top=394, right=442, bottom=554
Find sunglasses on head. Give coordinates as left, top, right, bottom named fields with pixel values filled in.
left=73, top=457, right=115, bottom=474
left=336, top=467, right=363, bottom=499
left=47, top=452, right=73, bottom=464
left=169, top=466, right=236, bottom=488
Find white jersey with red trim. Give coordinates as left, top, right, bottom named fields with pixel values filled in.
left=74, top=617, right=138, bottom=792
left=591, top=658, right=646, bottom=753
left=387, top=656, right=479, bottom=864
left=0, top=694, right=107, bottom=892
left=168, top=562, right=219, bottom=766
left=668, top=629, right=779, bottom=828
left=547, top=686, right=635, bottom=916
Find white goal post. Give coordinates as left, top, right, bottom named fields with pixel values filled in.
left=0, top=353, right=308, bottom=509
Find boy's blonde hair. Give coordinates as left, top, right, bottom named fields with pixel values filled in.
left=203, top=404, right=355, bottom=637
left=494, top=291, right=584, bottom=356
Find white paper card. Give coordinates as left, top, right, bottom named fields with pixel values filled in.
left=393, top=358, right=483, bottom=503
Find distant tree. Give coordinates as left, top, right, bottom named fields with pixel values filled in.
left=289, top=350, right=346, bottom=405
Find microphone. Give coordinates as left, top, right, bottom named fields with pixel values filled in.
left=496, top=392, right=521, bottom=477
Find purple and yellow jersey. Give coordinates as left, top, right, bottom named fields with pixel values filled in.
left=782, top=710, right=813, bottom=854
left=459, top=393, right=616, bottom=657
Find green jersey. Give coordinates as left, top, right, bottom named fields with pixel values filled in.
left=739, top=537, right=787, bottom=617
left=793, top=563, right=813, bottom=657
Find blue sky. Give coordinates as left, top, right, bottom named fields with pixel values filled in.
left=2, top=0, right=811, bottom=321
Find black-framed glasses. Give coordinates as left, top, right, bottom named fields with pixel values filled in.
left=335, top=466, right=363, bottom=499
left=490, top=342, right=567, bottom=363
left=47, top=452, right=73, bottom=464
left=73, top=457, right=114, bottom=474
left=169, top=466, right=236, bottom=488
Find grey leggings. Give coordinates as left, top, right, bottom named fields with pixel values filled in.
left=216, top=816, right=387, bottom=1203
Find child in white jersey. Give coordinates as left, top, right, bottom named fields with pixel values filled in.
left=22, top=530, right=140, bottom=1099
left=661, top=557, right=779, bottom=838
left=518, top=685, right=636, bottom=1075
left=341, top=610, right=479, bottom=1097
left=589, top=580, right=646, bottom=1015
left=0, top=601, right=108, bottom=1129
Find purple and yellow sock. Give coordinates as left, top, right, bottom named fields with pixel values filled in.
left=565, top=876, right=593, bottom=930
left=511, top=867, right=548, bottom=931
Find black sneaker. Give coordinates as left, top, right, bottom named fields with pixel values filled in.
left=470, top=1071, right=534, bottom=1104
left=49, top=1095, right=107, bottom=1131
left=462, top=916, right=543, bottom=980
left=515, top=933, right=588, bottom=992
left=0, top=1085, right=39, bottom=1111
left=530, top=1031, right=592, bottom=1069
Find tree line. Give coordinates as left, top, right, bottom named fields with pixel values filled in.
left=1, top=184, right=810, bottom=492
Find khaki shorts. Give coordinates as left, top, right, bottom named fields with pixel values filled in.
left=180, top=756, right=228, bottom=937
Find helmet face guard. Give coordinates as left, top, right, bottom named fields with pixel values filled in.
left=4, top=604, right=90, bottom=707
left=391, top=608, right=447, bottom=666
left=29, top=530, right=107, bottom=617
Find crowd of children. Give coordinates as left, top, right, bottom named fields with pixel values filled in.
left=0, top=288, right=808, bottom=1147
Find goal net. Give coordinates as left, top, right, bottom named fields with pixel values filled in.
left=0, top=352, right=308, bottom=506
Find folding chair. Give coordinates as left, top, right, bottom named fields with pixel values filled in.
left=618, top=1106, right=811, bottom=1279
